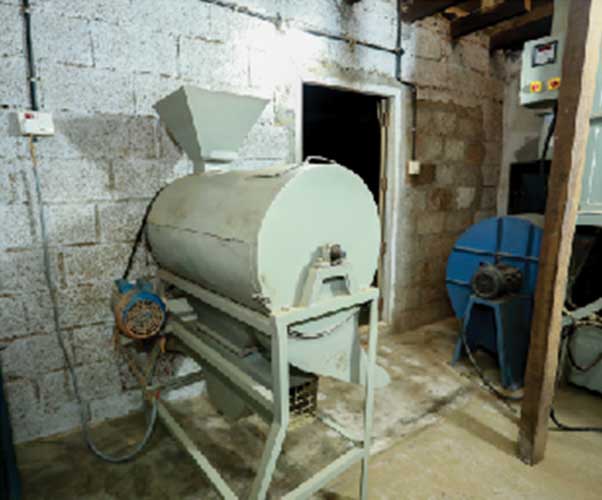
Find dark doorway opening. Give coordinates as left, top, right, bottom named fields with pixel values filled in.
left=302, top=83, right=385, bottom=322
left=302, top=84, right=382, bottom=204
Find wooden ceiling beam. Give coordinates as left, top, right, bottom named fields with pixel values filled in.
left=451, top=0, right=533, bottom=39
left=445, top=1, right=482, bottom=19
left=490, top=16, right=552, bottom=51
left=489, top=1, right=554, bottom=51
left=400, top=0, right=465, bottom=23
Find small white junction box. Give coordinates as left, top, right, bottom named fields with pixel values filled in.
left=408, top=160, right=421, bottom=176
left=17, top=111, right=55, bottom=136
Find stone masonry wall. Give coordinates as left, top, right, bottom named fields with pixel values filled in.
left=392, top=15, right=505, bottom=332
left=0, top=0, right=503, bottom=442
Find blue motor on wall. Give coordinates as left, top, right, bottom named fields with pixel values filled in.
left=446, top=216, right=543, bottom=390
left=112, top=279, right=167, bottom=340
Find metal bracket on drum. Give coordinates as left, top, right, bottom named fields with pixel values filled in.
left=299, top=261, right=358, bottom=307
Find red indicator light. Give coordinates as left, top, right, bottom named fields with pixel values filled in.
left=548, top=77, right=561, bottom=90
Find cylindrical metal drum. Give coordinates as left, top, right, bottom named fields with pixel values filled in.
left=147, top=163, right=380, bottom=312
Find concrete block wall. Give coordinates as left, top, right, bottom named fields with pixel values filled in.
left=0, top=0, right=503, bottom=442
left=392, top=16, right=505, bottom=332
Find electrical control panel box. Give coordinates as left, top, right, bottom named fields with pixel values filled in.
left=520, top=35, right=564, bottom=108
left=17, top=110, right=55, bottom=136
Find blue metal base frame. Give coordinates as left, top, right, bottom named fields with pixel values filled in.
left=452, top=295, right=533, bottom=390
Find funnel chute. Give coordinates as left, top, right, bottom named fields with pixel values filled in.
left=154, top=86, right=269, bottom=170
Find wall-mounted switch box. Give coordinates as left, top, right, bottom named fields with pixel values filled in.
left=520, top=35, right=564, bottom=108
left=408, top=160, right=421, bottom=175
left=17, top=111, right=55, bottom=136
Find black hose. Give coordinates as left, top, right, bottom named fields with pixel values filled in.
left=540, top=105, right=557, bottom=171
left=122, top=189, right=163, bottom=281
left=539, top=104, right=557, bottom=206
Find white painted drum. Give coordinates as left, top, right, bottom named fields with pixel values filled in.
left=147, top=163, right=380, bottom=312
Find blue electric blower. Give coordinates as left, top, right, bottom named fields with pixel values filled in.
left=446, top=216, right=543, bottom=390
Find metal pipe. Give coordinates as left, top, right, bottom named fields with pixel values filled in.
left=302, top=27, right=399, bottom=55
left=396, top=0, right=418, bottom=161
left=21, top=0, right=38, bottom=111
left=156, top=402, right=237, bottom=499
left=198, top=0, right=399, bottom=55
left=196, top=0, right=417, bottom=161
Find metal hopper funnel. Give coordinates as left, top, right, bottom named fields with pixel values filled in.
left=154, top=86, right=269, bottom=170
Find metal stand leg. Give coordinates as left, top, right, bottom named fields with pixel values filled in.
left=248, top=320, right=290, bottom=500
left=157, top=271, right=380, bottom=499
left=360, top=299, right=378, bottom=500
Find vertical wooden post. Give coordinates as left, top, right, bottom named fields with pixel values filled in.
left=518, top=0, right=602, bottom=465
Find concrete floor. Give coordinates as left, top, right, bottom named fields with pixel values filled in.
left=16, top=319, right=602, bottom=499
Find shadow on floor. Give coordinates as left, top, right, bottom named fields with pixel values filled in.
left=445, top=406, right=517, bottom=458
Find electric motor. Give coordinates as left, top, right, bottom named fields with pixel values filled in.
left=471, top=264, right=523, bottom=300
left=112, top=279, right=166, bottom=339
left=446, top=216, right=543, bottom=319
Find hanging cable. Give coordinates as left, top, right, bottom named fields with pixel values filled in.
left=550, top=407, right=602, bottom=433
left=122, top=189, right=162, bottom=280
left=27, top=144, right=159, bottom=462
left=27, top=136, right=160, bottom=462
left=21, top=0, right=159, bottom=462
left=540, top=104, right=557, bottom=173
left=548, top=322, right=602, bottom=433
left=539, top=104, right=558, bottom=206
left=459, top=327, right=523, bottom=410
left=564, top=323, right=602, bottom=373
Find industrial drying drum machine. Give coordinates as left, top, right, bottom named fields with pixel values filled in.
left=111, top=86, right=390, bottom=500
